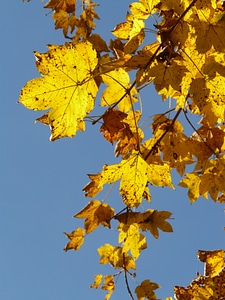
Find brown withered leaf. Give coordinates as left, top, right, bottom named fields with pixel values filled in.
left=100, top=108, right=128, bottom=144
left=100, top=108, right=140, bottom=157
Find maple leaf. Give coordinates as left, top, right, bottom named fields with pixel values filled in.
left=101, top=68, right=138, bottom=112
left=83, top=152, right=174, bottom=208
left=74, top=4, right=100, bottom=39
left=90, top=272, right=115, bottom=300
left=143, top=57, right=191, bottom=103
left=115, top=209, right=173, bottom=239
left=100, top=108, right=141, bottom=157
left=97, top=244, right=136, bottom=270
left=112, top=13, right=144, bottom=40
left=179, top=156, right=225, bottom=202
left=178, top=173, right=203, bottom=203
left=52, top=10, right=71, bottom=36
left=19, top=41, right=98, bottom=141
left=90, top=274, right=103, bottom=289
left=44, top=0, right=76, bottom=13
left=188, top=124, right=225, bottom=170
left=44, top=0, right=77, bottom=36
left=64, top=227, right=85, bottom=251
left=101, top=275, right=115, bottom=300
left=124, top=28, right=145, bottom=54
left=118, top=223, right=147, bottom=259
left=175, top=250, right=225, bottom=300
left=135, top=279, right=160, bottom=300
left=87, top=34, right=109, bottom=53
left=192, top=10, right=225, bottom=53
left=138, top=210, right=173, bottom=239
left=100, top=109, right=128, bottom=144
left=129, top=0, right=160, bottom=20
left=149, top=115, right=194, bottom=175
left=74, top=200, right=114, bottom=234
left=198, top=249, right=225, bottom=277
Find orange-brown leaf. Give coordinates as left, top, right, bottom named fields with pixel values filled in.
left=64, top=227, right=85, bottom=251
left=74, top=200, right=114, bottom=234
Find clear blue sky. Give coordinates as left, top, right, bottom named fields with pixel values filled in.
left=1, top=1, right=224, bottom=300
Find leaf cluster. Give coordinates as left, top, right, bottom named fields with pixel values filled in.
left=20, top=0, right=225, bottom=299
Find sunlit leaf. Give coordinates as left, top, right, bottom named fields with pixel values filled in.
left=19, top=41, right=98, bottom=140
left=64, top=227, right=85, bottom=251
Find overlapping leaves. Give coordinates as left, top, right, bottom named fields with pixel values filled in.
left=21, top=0, right=225, bottom=299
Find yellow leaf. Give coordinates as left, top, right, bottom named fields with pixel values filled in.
left=52, top=10, right=70, bottom=36
left=90, top=273, right=115, bottom=300
left=129, top=0, right=160, bottom=20
left=138, top=210, right=173, bottom=239
left=90, top=274, right=103, bottom=289
left=19, top=41, right=98, bottom=141
left=198, top=249, right=225, bottom=277
left=135, top=279, right=160, bottom=300
left=147, top=57, right=192, bottom=102
left=83, top=152, right=173, bottom=208
left=112, top=13, right=144, bottom=40
left=64, top=227, right=85, bottom=251
left=178, top=173, right=202, bottom=203
left=97, top=244, right=136, bottom=271
left=74, top=200, right=114, bottom=234
left=44, top=0, right=76, bottom=13
left=101, top=275, right=115, bottom=300
left=118, top=223, right=147, bottom=259
left=98, top=244, right=115, bottom=265
left=124, top=28, right=145, bottom=54
left=115, top=209, right=173, bottom=239
left=101, top=68, right=138, bottom=112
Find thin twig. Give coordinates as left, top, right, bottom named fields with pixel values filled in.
left=144, top=108, right=182, bottom=161
left=123, top=253, right=135, bottom=300
left=183, top=109, right=220, bottom=158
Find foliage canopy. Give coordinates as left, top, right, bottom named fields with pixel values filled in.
left=20, top=0, right=225, bottom=299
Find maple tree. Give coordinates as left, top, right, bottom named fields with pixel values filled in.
left=20, top=0, right=225, bottom=299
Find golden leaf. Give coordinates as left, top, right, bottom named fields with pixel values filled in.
left=198, top=249, right=225, bottom=277
left=101, top=275, right=115, bottom=300
left=118, top=223, right=147, bottom=259
left=112, top=13, right=144, bottom=40
left=129, top=0, right=160, bottom=20
left=19, top=41, right=98, bottom=141
left=97, top=244, right=136, bottom=270
left=115, top=209, right=173, bottom=239
left=44, top=0, right=76, bottom=13
left=74, top=200, right=114, bottom=234
left=135, top=279, right=160, bottom=300
left=52, top=10, right=70, bottom=36
left=87, top=34, right=109, bottom=53
left=90, top=274, right=103, bottom=289
left=124, top=28, right=145, bottom=54
left=101, top=68, right=138, bottom=112
left=83, top=152, right=173, bottom=208
left=138, top=210, right=173, bottom=239
left=175, top=250, right=225, bottom=300
left=178, top=173, right=203, bottom=203
left=64, top=227, right=85, bottom=251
